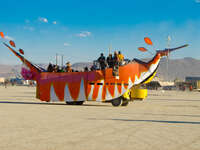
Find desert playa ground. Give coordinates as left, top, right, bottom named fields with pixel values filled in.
left=0, top=86, right=200, bottom=150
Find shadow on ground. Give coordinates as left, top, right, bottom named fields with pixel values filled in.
left=148, top=98, right=200, bottom=102
left=88, top=118, right=200, bottom=125
left=120, top=112, right=200, bottom=118
left=0, top=101, right=110, bottom=107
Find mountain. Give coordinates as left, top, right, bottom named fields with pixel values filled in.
left=1, top=57, right=200, bottom=80
left=157, top=57, right=200, bottom=81
left=0, top=64, right=21, bottom=78
left=71, top=62, right=93, bottom=71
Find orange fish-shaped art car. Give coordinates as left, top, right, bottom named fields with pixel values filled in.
left=2, top=36, right=188, bottom=106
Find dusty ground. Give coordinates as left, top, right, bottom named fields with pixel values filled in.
left=0, top=86, right=200, bottom=150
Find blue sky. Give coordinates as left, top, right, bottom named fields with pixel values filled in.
left=0, top=0, right=200, bottom=65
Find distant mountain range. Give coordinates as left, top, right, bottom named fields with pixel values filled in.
left=1, top=57, right=200, bottom=81
left=157, top=57, right=200, bottom=81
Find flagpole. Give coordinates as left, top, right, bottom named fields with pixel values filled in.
left=167, top=35, right=171, bottom=81
left=61, top=54, right=63, bottom=68
left=109, top=42, right=112, bottom=54
left=56, top=53, right=58, bottom=66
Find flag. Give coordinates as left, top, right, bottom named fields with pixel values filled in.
left=9, top=40, right=16, bottom=47
left=19, top=49, right=24, bottom=55
left=144, top=37, right=153, bottom=45
left=0, top=32, right=4, bottom=38
left=138, top=47, right=148, bottom=52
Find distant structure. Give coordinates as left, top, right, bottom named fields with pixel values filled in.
left=185, top=76, right=200, bottom=89
left=0, top=77, right=5, bottom=84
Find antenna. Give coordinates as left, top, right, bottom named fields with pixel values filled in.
left=56, top=53, right=58, bottom=66
left=61, top=54, right=64, bottom=68
left=109, top=42, right=112, bottom=54
left=166, top=35, right=171, bottom=81
left=167, top=35, right=171, bottom=48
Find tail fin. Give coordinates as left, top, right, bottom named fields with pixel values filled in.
left=3, top=43, right=42, bottom=80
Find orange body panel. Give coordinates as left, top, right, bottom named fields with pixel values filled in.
left=35, top=53, right=161, bottom=102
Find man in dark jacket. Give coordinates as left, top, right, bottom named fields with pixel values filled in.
left=98, top=53, right=106, bottom=70
left=106, top=53, right=113, bottom=68
left=112, top=51, right=119, bottom=76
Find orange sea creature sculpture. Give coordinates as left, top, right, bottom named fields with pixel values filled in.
left=2, top=33, right=188, bottom=106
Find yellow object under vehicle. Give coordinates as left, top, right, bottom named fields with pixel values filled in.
left=130, top=71, right=156, bottom=100
left=122, top=71, right=156, bottom=100
left=130, top=86, right=147, bottom=100
left=122, top=86, right=147, bottom=100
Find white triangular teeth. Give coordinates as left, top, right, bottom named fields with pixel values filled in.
left=64, top=83, right=73, bottom=102
left=114, top=84, right=120, bottom=98
left=128, top=77, right=133, bottom=89
left=121, top=83, right=127, bottom=94
left=50, top=84, right=59, bottom=102
left=77, top=78, right=86, bottom=101
left=88, top=84, right=94, bottom=100
left=134, top=58, right=160, bottom=85
left=105, top=87, right=113, bottom=100
left=96, top=80, right=104, bottom=101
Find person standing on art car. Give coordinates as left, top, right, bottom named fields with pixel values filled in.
left=112, top=51, right=119, bottom=76
left=90, top=61, right=98, bottom=71
left=97, top=53, right=106, bottom=70
left=55, top=65, right=61, bottom=72
left=65, top=62, right=72, bottom=72
left=52, top=65, right=59, bottom=72
left=107, top=53, right=114, bottom=68
left=47, top=63, right=54, bottom=72
left=118, top=51, right=124, bottom=66
left=113, top=51, right=119, bottom=65
left=84, top=66, right=89, bottom=72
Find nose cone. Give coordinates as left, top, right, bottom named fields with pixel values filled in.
left=157, top=44, right=189, bottom=57
left=156, top=49, right=169, bottom=57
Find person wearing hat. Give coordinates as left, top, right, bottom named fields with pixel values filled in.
left=47, top=62, right=53, bottom=72
left=106, top=53, right=113, bottom=68
left=112, top=51, right=119, bottom=76
left=65, top=62, right=72, bottom=72
left=113, top=51, right=119, bottom=66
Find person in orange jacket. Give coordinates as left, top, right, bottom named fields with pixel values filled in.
left=65, top=62, right=72, bottom=72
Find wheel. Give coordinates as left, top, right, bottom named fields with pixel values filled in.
left=66, top=101, right=84, bottom=105
left=66, top=101, right=75, bottom=105
left=121, top=99, right=129, bottom=106
left=75, top=101, right=84, bottom=105
left=111, top=98, right=122, bottom=107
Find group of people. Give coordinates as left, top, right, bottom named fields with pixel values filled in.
left=46, top=51, right=124, bottom=74
left=47, top=62, right=72, bottom=72
left=97, top=51, right=124, bottom=70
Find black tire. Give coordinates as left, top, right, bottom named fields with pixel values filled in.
left=66, top=101, right=75, bottom=105
left=75, top=101, right=84, bottom=105
left=66, top=101, right=84, bottom=105
left=121, top=99, right=129, bottom=106
left=111, top=98, right=122, bottom=107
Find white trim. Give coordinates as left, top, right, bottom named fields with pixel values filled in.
left=64, top=83, right=73, bottom=102
left=50, top=84, right=59, bottom=102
